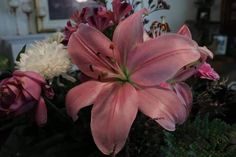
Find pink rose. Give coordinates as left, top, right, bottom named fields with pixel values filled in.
left=0, top=71, right=53, bottom=125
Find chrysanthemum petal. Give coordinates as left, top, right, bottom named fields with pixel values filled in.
left=91, top=83, right=138, bottom=155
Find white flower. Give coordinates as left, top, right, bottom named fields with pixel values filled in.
left=46, top=32, right=64, bottom=44
left=16, top=41, right=71, bottom=80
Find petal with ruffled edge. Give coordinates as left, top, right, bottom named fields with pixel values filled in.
left=138, top=87, right=188, bottom=131
left=113, top=9, right=147, bottom=64
left=15, top=75, right=42, bottom=100
left=35, top=97, right=47, bottom=126
left=128, top=34, right=200, bottom=86
left=66, top=81, right=109, bottom=121
left=91, top=83, right=138, bottom=155
left=68, top=24, right=119, bottom=80
left=13, top=71, right=46, bottom=84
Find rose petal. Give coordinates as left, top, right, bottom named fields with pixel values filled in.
left=35, top=97, right=47, bottom=126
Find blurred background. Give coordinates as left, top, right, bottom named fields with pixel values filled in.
left=0, top=0, right=235, bottom=80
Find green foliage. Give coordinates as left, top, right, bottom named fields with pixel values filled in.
left=191, top=79, right=236, bottom=122
left=0, top=54, right=10, bottom=70
left=161, top=115, right=236, bottom=157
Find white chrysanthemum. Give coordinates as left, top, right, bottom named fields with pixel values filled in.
left=46, top=32, right=64, bottom=44
left=16, top=41, right=71, bottom=80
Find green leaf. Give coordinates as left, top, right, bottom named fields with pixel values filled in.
left=16, top=45, right=26, bottom=62
left=0, top=56, right=9, bottom=70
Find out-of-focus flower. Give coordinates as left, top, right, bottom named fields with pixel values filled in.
left=87, top=6, right=113, bottom=31
left=0, top=71, right=53, bottom=125
left=64, top=8, right=90, bottom=42
left=47, top=32, right=64, bottom=44
left=16, top=41, right=71, bottom=80
left=99, top=0, right=132, bottom=24
left=66, top=9, right=201, bottom=155
left=197, top=62, right=220, bottom=80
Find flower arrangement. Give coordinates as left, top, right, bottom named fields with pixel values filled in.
left=0, top=0, right=222, bottom=156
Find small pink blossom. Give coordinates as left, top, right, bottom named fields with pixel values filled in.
left=0, top=71, right=53, bottom=125
left=197, top=62, right=220, bottom=80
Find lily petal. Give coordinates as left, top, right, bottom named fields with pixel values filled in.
left=177, top=25, right=192, bottom=39
left=173, top=67, right=197, bottom=82
left=128, top=34, right=200, bottom=86
left=66, top=81, right=108, bottom=121
left=68, top=24, right=119, bottom=80
left=138, top=87, right=188, bottom=131
left=199, top=46, right=214, bottom=60
left=113, top=9, right=147, bottom=64
left=173, top=82, right=192, bottom=114
left=91, top=83, right=138, bottom=155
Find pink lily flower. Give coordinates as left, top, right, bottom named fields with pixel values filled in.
left=66, top=9, right=201, bottom=155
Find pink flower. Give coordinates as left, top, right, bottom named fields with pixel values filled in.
left=66, top=9, right=201, bottom=155
left=174, top=25, right=219, bottom=81
left=64, top=8, right=90, bottom=43
left=197, top=62, right=220, bottom=80
left=87, top=6, right=113, bottom=31
left=98, top=0, right=132, bottom=24
left=111, top=0, right=133, bottom=23
left=0, top=71, right=53, bottom=125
